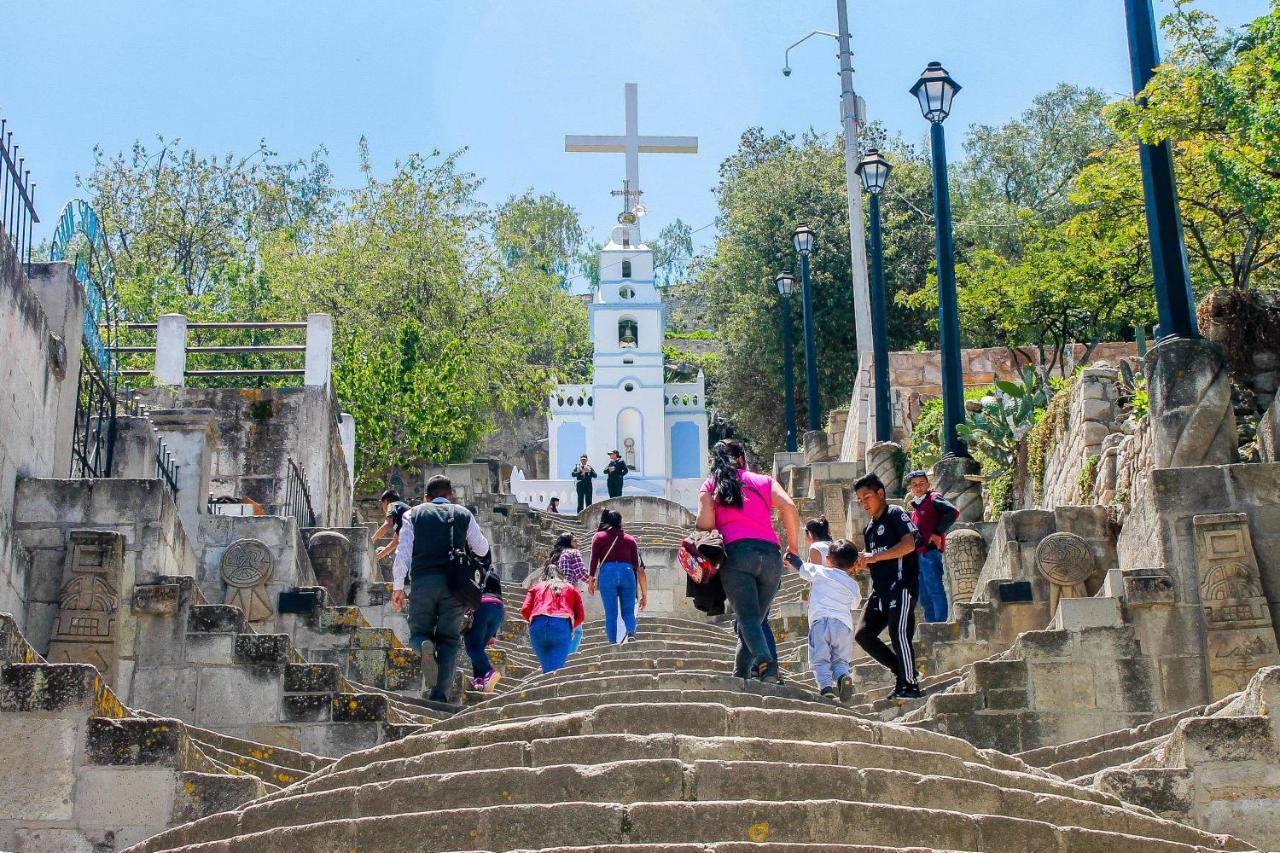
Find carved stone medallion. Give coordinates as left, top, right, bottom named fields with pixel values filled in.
left=220, top=538, right=274, bottom=622
left=1035, top=532, right=1096, bottom=615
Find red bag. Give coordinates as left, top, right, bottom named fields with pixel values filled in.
left=678, top=530, right=725, bottom=584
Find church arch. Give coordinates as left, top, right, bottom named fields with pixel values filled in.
left=617, top=408, right=643, bottom=476
left=555, top=422, right=587, bottom=479
left=670, top=421, right=700, bottom=479
left=618, top=316, right=639, bottom=349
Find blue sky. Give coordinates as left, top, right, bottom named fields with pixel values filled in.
left=7, top=0, right=1267, bottom=275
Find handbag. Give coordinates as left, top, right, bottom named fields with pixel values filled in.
left=679, top=529, right=725, bottom=584
left=444, top=505, right=486, bottom=610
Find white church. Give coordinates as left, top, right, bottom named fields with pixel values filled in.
left=510, top=84, right=709, bottom=512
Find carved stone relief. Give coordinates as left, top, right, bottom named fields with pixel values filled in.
left=945, top=528, right=987, bottom=605
left=1035, top=532, right=1097, bottom=615
left=47, top=530, right=125, bottom=683
left=1192, top=512, right=1280, bottom=699
left=220, top=538, right=275, bottom=623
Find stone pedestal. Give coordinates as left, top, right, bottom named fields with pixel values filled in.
left=865, top=440, right=903, bottom=498
left=1145, top=337, right=1237, bottom=469
left=933, top=454, right=983, bottom=522
left=802, top=430, right=830, bottom=464
left=148, top=408, right=216, bottom=541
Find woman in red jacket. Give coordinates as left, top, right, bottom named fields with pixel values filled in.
left=520, top=562, right=586, bottom=673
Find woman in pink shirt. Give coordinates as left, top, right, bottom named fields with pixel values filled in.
left=696, top=438, right=800, bottom=684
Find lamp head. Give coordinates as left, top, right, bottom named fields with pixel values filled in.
left=855, top=148, right=893, bottom=195
left=775, top=269, right=796, bottom=298
left=791, top=223, right=815, bottom=257
left=910, top=61, right=961, bottom=123
left=782, top=66, right=792, bottom=77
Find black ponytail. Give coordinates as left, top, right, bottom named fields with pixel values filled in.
left=710, top=438, right=746, bottom=509
left=806, top=515, right=832, bottom=542
left=597, top=509, right=623, bottom=531
left=546, top=532, right=574, bottom=571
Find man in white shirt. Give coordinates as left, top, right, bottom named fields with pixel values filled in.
left=392, top=475, right=489, bottom=702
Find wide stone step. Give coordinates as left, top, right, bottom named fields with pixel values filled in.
left=145, top=756, right=1233, bottom=849
left=125, top=798, right=1247, bottom=852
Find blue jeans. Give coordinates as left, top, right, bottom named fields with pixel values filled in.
left=463, top=600, right=504, bottom=679
left=720, top=539, right=782, bottom=678
left=809, top=617, right=854, bottom=689
left=733, top=619, right=777, bottom=678
left=597, top=562, right=637, bottom=643
left=918, top=548, right=948, bottom=623
left=529, top=615, right=573, bottom=672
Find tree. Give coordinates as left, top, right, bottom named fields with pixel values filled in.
left=495, top=190, right=586, bottom=281
left=1104, top=0, right=1280, bottom=291
left=262, top=145, right=590, bottom=486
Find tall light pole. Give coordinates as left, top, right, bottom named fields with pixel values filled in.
left=781, top=3, right=874, bottom=411
left=776, top=270, right=799, bottom=452
left=911, top=62, right=969, bottom=459
left=793, top=224, right=821, bottom=432
left=1123, top=0, right=1197, bottom=339
left=856, top=148, right=894, bottom=444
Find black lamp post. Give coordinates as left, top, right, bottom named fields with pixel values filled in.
left=792, top=223, right=821, bottom=432
left=776, top=270, right=799, bottom=453
left=911, top=62, right=969, bottom=458
left=1123, top=0, right=1198, bottom=339
left=855, top=148, right=894, bottom=444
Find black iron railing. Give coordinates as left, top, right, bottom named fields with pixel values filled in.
left=282, top=458, right=316, bottom=527
left=155, top=437, right=179, bottom=502
left=70, top=357, right=118, bottom=478
left=0, top=117, right=39, bottom=272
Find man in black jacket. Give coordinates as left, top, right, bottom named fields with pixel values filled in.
left=852, top=473, right=924, bottom=699
left=571, top=455, right=596, bottom=513
left=604, top=450, right=628, bottom=498
left=391, top=475, right=489, bottom=702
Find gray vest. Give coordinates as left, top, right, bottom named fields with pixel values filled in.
left=408, top=502, right=468, bottom=578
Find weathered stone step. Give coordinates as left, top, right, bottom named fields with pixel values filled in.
left=125, top=797, right=1249, bottom=852
left=1017, top=703, right=1210, bottom=772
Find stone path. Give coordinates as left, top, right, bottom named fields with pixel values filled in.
left=125, top=609, right=1254, bottom=852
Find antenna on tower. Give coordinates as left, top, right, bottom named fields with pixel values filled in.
left=611, top=178, right=643, bottom=224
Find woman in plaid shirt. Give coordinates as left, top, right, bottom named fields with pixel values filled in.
left=549, top=533, right=588, bottom=654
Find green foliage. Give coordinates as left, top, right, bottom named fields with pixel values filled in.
left=1025, top=375, right=1077, bottom=502
left=908, top=398, right=944, bottom=472
left=986, top=469, right=1015, bottom=518
left=87, top=137, right=591, bottom=489
left=956, top=367, right=1048, bottom=471
left=1078, top=454, right=1101, bottom=504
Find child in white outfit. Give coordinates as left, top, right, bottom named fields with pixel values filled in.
left=794, top=536, right=864, bottom=702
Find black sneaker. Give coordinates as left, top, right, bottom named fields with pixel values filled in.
left=820, top=686, right=836, bottom=699
left=892, top=684, right=925, bottom=700
left=837, top=674, right=854, bottom=703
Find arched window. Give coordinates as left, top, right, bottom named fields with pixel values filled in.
left=618, top=318, right=639, bottom=349
left=621, top=260, right=632, bottom=278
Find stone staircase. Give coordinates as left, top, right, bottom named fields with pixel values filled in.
left=124, top=611, right=1254, bottom=852
left=0, top=613, right=269, bottom=851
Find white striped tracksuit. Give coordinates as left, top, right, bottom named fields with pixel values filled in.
left=855, top=504, right=922, bottom=689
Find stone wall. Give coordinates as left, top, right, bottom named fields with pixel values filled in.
left=1036, top=367, right=1127, bottom=509
left=196, top=514, right=317, bottom=627
left=840, top=341, right=1138, bottom=463
left=12, top=478, right=197, bottom=700
left=140, top=386, right=352, bottom=527
left=0, top=236, right=84, bottom=633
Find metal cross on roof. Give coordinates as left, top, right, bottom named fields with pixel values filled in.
left=565, top=83, right=698, bottom=212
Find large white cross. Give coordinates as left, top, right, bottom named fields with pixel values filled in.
left=565, top=83, right=698, bottom=207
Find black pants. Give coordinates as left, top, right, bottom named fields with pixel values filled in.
left=854, top=586, right=919, bottom=688
left=607, top=479, right=623, bottom=498
left=576, top=485, right=592, bottom=513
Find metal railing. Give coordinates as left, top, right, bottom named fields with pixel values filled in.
left=0, top=117, right=39, bottom=271
left=155, top=437, right=179, bottom=502
left=115, top=320, right=307, bottom=382
left=281, top=458, right=316, bottom=528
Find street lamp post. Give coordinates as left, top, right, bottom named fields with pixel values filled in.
left=776, top=270, right=799, bottom=453
left=1123, top=0, right=1197, bottom=339
left=855, top=148, right=894, bottom=444
left=792, top=224, right=821, bottom=432
left=911, top=62, right=968, bottom=458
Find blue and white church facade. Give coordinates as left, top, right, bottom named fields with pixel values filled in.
left=510, top=222, right=708, bottom=512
